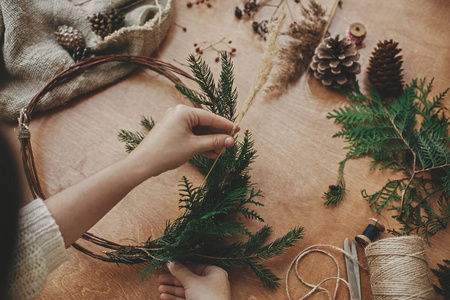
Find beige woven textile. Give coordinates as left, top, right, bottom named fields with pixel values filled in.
left=0, top=0, right=173, bottom=121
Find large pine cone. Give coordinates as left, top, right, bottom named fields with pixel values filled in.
left=310, top=35, right=361, bottom=88
left=367, top=40, right=404, bottom=97
left=88, top=9, right=124, bottom=39
left=55, top=25, right=85, bottom=51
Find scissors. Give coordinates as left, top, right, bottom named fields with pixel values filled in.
left=344, top=238, right=361, bottom=300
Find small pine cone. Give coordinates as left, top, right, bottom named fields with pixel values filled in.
left=310, top=35, right=361, bottom=88
left=88, top=12, right=112, bottom=38
left=367, top=40, right=404, bottom=97
left=55, top=25, right=85, bottom=51
left=72, top=47, right=94, bottom=62
left=107, top=9, right=125, bottom=32
left=88, top=9, right=124, bottom=39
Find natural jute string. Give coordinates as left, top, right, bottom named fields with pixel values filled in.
left=286, top=236, right=435, bottom=299
left=365, top=236, right=435, bottom=299
left=286, top=244, right=367, bottom=300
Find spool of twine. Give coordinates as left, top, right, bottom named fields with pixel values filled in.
left=365, top=236, right=435, bottom=299
left=287, top=236, right=435, bottom=299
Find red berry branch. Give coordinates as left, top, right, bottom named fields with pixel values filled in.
left=193, top=38, right=237, bottom=62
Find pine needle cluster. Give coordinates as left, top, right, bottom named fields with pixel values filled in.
left=323, top=78, right=450, bottom=245
left=432, top=259, right=450, bottom=298
left=113, top=52, right=304, bottom=288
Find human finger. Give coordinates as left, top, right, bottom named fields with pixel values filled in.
left=183, top=263, right=211, bottom=276
left=158, top=274, right=183, bottom=287
left=202, top=265, right=229, bottom=278
left=159, top=293, right=185, bottom=300
left=199, top=150, right=219, bottom=159
left=194, top=135, right=235, bottom=154
left=190, top=108, right=235, bottom=133
left=166, top=261, right=198, bottom=286
left=158, top=285, right=185, bottom=298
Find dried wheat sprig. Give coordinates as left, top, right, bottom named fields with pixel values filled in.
left=232, top=11, right=285, bottom=134
left=201, top=13, right=285, bottom=186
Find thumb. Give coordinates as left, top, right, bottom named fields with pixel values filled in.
left=195, top=134, right=235, bottom=153
left=167, top=261, right=197, bottom=286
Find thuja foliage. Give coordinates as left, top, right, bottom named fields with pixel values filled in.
left=114, top=53, right=304, bottom=288
left=432, top=259, right=450, bottom=298
left=324, top=78, right=450, bottom=245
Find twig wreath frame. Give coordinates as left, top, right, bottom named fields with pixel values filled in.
left=17, top=55, right=197, bottom=261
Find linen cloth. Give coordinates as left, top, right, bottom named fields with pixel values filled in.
left=0, top=0, right=173, bottom=120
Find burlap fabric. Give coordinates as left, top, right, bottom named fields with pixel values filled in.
left=0, top=0, right=173, bottom=121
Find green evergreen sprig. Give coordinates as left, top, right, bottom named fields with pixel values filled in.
left=118, top=116, right=154, bottom=153
left=111, top=52, right=304, bottom=288
left=324, top=78, right=450, bottom=245
left=432, top=259, right=450, bottom=298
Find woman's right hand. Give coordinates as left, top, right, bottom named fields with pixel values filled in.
left=128, top=105, right=238, bottom=178
left=158, top=261, right=231, bottom=300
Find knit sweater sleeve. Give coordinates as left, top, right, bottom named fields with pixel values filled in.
left=8, top=198, right=68, bottom=300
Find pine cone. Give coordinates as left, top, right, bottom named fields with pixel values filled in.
left=367, top=40, right=404, bottom=97
left=55, top=25, right=85, bottom=51
left=108, top=9, right=125, bottom=32
left=88, top=9, right=124, bottom=39
left=310, top=35, right=361, bottom=88
left=72, top=47, right=94, bottom=62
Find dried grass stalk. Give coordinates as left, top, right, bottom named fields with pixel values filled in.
left=267, top=0, right=326, bottom=93
left=232, top=12, right=285, bottom=133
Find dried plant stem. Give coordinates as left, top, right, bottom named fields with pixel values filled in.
left=232, top=11, right=285, bottom=134
left=320, top=0, right=340, bottom=40
left=389, top=115, right=450, bottom=218
left=201, top=13, right=285, bottom=186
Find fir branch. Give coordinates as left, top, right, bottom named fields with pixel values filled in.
left=140, top=116, right=155, bottom=131
left=432, top=259, right=450, bottom=298
left=117, top=116, right=154, bottom=153
left=218, top=52, right=238, bottom=122
left=243, top=225, right=272, bottom=253
left=322, top=158, right=346, bottom=205
left=251, top=226, right=304, bottom=260
left=111, top=53, right=304, bottom=288
left=325, top=78, right=450, bottom=244
left=323, top=181, right=345, bottom=205
left=186, top=54, right=218, bottom=113
left=249, top=263, right=281, bottom=289
left=117, top=129, right=145, bottom=153
left=175, top=84, right=209, bottom=106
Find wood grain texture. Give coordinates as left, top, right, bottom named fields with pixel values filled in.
left=3, top=0, right=449, bottom=299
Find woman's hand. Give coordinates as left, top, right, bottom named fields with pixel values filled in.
left=46, top=104, right=238, bottom=248
left=158, top=261, right=231, bottom=300
left=128, top=105, right=238, bottom=178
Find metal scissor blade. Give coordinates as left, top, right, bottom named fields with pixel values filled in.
left=351, top=239, right=361, bottom=300
left=344, top=238, right=360, bottom=300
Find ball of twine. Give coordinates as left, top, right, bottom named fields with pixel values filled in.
left=365, top=236, right=435, bottom=299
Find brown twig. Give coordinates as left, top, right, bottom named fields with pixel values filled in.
left=320, top=0, right=340, bottom=40
left=389, top=115, right=450, bottom=218
left=389, top=116, right=417, bottom=218
left=116, top=0, right=145, bottom=12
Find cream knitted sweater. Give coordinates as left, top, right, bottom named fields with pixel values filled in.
left=8, top=198, right=68, bottom=300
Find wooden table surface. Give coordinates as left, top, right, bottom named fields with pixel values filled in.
left=4, top=0, right=450, bottom=299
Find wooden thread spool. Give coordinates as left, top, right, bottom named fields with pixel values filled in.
left=346, top=22, right=366, bottom=47
left=355, top=218, right=385, bottom=247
